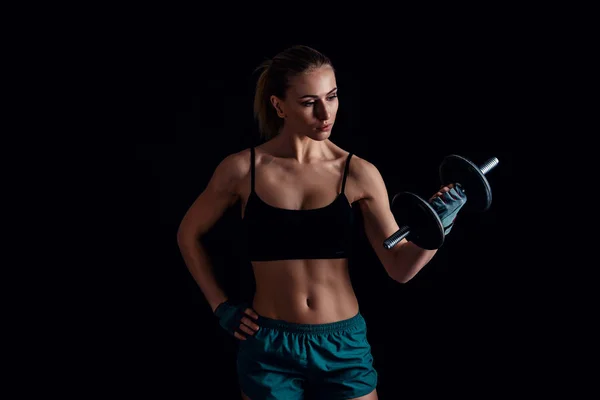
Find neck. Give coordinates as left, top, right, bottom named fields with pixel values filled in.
left=271, top=129, right=331, bottom=164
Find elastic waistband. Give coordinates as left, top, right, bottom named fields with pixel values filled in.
left=256, top=312, right=364, bottom=334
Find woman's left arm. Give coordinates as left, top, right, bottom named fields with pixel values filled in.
left=354, top=157, right=438, bottom=283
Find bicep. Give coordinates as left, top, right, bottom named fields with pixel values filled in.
left=357, top=161, right=405, bottom=274
left=176, top=155, right=242, bottom=241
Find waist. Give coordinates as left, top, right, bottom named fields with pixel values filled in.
left=250, top=259, right=359, bottom=324
left=255, top=312, right=365, bottom=334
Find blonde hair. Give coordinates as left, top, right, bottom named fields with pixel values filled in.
left=253, top=45, right=333, bottom=141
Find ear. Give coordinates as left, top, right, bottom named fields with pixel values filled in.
left=270, top=95, right=286, bottom=118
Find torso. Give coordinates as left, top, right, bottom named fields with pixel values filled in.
left=235, top=140, right=364, bottom=324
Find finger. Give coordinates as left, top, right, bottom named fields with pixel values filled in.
left=234, top=331, right=247, bottom=341
left=239, top=324, right=255, bottom=336
left=241, top=317, right=260, bottom=332
left=453, top=185, right=465, bottom=197
left=245, top=308, right=259, bottom=320
left=429, top=192, right=442, bottom=202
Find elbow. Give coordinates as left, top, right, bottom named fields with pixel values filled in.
left=385, top=243, right=436, bottom=284
left=176, top=226, right=186, bottom=245
left=176, top=232, right=184, bottom=248
left=385, top=262, right=411, bottom=284
left=387, top=270, right=413, bottom=284
left=176, top=227, right=200, bottom=247
left=385, top=257, right=421, bottom=284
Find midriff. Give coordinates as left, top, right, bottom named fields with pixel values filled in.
left=251, top=258, right=359, bottom=324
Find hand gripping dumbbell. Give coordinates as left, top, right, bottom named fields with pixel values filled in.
left=383, top=154, right=499, bottom=250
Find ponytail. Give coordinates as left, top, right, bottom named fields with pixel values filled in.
left=253, top=60, right=283, bottom=141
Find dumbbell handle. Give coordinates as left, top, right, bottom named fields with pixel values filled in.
left=383, top=157, right=499, bottom=249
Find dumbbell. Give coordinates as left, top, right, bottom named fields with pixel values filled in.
left=383, top=154, right=499, bottom=250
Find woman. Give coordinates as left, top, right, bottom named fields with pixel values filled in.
left=176, top=45, right=466, bottom=400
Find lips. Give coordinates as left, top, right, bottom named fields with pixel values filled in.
left=317, top=124, right=332, bottom=131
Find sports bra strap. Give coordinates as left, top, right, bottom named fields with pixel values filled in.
left=341, top=153, right=353, bottom=194
left=250, top=147, right=255, bottom=193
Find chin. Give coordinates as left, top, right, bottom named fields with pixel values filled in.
left=309, top=129, right=332, bottom=141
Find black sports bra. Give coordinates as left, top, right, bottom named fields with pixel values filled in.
left=242, top=147, right=354, bottom=262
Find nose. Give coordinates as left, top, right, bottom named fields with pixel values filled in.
left=315, top=100, right=331, bottom=121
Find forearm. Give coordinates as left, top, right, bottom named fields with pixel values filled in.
left=177, top=235, right=229, bottom=312
left=388, top=241, right=438, bottom=283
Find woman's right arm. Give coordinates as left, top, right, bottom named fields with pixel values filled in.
left=176, top=151, right=247, bottom=313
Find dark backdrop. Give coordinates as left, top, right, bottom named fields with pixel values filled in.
left=132, top=40, right=525, bottom=399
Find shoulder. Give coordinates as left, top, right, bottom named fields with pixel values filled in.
left=329, top=142, right=381, bottom=184
left=348, top=153, right=380, bottom=179
left=347, top=153, right=387, bottom=201
left=211, top=148, right=252, bottom=191
left=217, top=148, right=251, bottom=175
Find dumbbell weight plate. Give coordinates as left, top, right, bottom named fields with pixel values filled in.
left=439, top=154, right=493, bottom=213
left=391, top=192, right=445, bottom=250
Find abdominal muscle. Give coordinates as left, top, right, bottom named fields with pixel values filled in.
left=250, top=258, right=360, bottom=324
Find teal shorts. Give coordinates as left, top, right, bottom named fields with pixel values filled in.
left=236, top=312, right=378, bottom=400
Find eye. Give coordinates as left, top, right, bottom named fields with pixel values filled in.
left=302, top=94, right=338, bottom=107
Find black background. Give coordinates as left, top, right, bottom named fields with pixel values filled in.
left=130, top=34, right=544, bottom=399
left=10, top=6, right=591, bottom=397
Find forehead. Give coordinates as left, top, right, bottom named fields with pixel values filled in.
left=287, top=66, right=336, bottom=96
